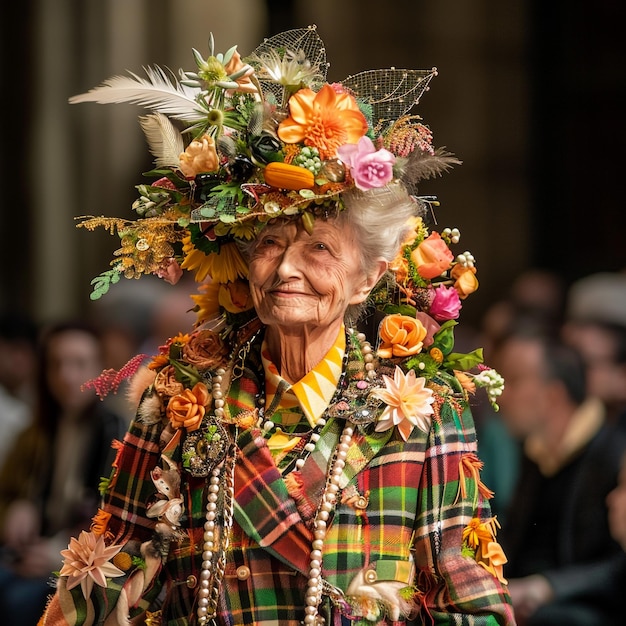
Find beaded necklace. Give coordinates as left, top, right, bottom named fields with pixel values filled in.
left=195, top=327, right=381, bottom=625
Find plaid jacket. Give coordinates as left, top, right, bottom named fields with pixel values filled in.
left=39, top=333, right=515, bottom=626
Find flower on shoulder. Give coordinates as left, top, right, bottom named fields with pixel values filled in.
left=154, top=365, right=185, bottom=397
left=451, top=264, right=479, bottom=298
left=429, top=284, right=462, bottom=321
left=371, top=366, right=434, bottom=440
left=378, top=314, right=428, bottom=359
left=337, top=136, right=396, bottom=190
left=277, top=83, right=368, bottom=160
left=59, top=530, right=125, bottom=598
left=148, top=353, right=170, bottom=371
left=411, top=232, right=454, bottom=280
left=462, top=517, right=508, bottom=584
left=167, top=382, right=211, bottom=431
left=182, top=329, right=229, bottom=369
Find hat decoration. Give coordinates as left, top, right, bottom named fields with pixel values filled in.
left=72, top=27, right=458, bottom=301
left=74, top=26, right=504, bottom=409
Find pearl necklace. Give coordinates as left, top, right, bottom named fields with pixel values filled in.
left=197, top=329, right=375, bottom=625
left=304, top=421, right=354, bottom=625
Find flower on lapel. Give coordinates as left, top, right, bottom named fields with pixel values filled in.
left=371, top=366, right=434, bottom=440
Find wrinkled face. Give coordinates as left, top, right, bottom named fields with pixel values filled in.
left=46, top=330, right=103, bottom=412
left=248, top=218, right=375, bottom=331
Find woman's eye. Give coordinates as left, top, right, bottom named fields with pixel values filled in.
left=313, top=242, right=327, bottom=251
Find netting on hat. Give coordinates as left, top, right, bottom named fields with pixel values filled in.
left=342, top=68, right=437, bottom=127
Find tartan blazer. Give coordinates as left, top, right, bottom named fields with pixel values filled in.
left=39, top=329, right=515, bottom=626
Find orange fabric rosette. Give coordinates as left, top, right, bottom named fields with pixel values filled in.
left=451, top=264, right=479, bottom=298
left=411, top=232, right=454, bottom=279
left=166, top=382, right=211, bottom=432
left=178, top=134, right=219, bottom=178
left=378, top=314, right=427, bottom=358
left=277, top=84, right=368, bottom=160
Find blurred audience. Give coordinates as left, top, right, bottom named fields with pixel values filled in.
left=561, top=271, right=626, bottom=429
left=0, top=312, right=38, bottom=467
left=0, top=320, right=129, bottom=625
left=497, top=327, right=626, bottom=625
left=475, top=268, right=566, bottom=521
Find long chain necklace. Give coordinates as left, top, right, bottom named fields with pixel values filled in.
left=196, top=329, right=378, bottom=625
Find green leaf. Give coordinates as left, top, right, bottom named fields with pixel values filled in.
left=170, top=359, right=202, bottom=387
left=89, top=269, right=122, bottom=300
left=432, top=320, right=458, bottom=355
left=381, top=303, right=418, bottom=316
left=444, top=348, right=484, bottom=371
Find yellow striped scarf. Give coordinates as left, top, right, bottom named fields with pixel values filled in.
left=262, top=326, right=345, bottom=453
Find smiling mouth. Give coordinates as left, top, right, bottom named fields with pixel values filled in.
left=270, top=289, right=310, bottom=297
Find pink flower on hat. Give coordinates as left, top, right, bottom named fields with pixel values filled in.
left=337, top=136, right=396, bottom=190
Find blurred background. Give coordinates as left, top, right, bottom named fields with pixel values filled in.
left=1, top=0, right=625, bottom=333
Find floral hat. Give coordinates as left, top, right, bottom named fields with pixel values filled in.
left=76, top=26, right=504, bottom=409
left=73, top=28, right=461, bottom=308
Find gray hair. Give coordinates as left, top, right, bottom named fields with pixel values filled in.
left=339, top=181, right=422, bottom=267
left=339, top=182, right=423, bottom=323
left=240, top=181, right=422, bottom=324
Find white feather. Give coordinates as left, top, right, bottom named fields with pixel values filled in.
left=139, top=113, right=185, bottom=168
left=69, top=66, right=205, bottom=123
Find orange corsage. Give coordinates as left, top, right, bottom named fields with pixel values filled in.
left=411, top=232, right=454, bottom=279
left=462, top=517, right=508, bottom=584
left=166, top=382, right=211, bottom=431
left=378, top=314, right=427, bottom=359
left=90, top=509, right=112, bottom=537
left=451, top=264, right=479, bottom=298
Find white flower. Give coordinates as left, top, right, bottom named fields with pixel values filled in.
left=371, top=366, right=434, bottom=441
left=59, top=530, right=125, bottom=598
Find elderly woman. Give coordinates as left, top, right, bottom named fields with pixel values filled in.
left=39, top=27, right=515, bottom=626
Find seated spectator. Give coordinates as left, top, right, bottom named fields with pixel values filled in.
left=561, top=271, right=626, bottom=428
left=0, top=320, right=128, bottom=626
left=0, top=312, right=38, bottom=467
left=497, top=327, right=626, bottom=625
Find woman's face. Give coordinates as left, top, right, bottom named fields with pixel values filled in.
left=248, top=218, right=383, bottom=331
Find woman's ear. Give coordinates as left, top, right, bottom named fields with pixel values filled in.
left=350, top=259, right=388, bottom=305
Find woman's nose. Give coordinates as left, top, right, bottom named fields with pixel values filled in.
left=275, top=245, right=302, bottom=280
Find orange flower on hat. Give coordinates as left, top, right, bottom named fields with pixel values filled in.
left=411, top=232, right=454, bottom=280
left=451, top=264, right=479, bottom=298
left=223, top=49, right=257, bottom=94
left=277, top=84, right=368, bottom=160
left=378, top=314, right=427, bottom=359
left=179, top=134, right=219, bottom=178
left=167, top=382, right=210, bottom=431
